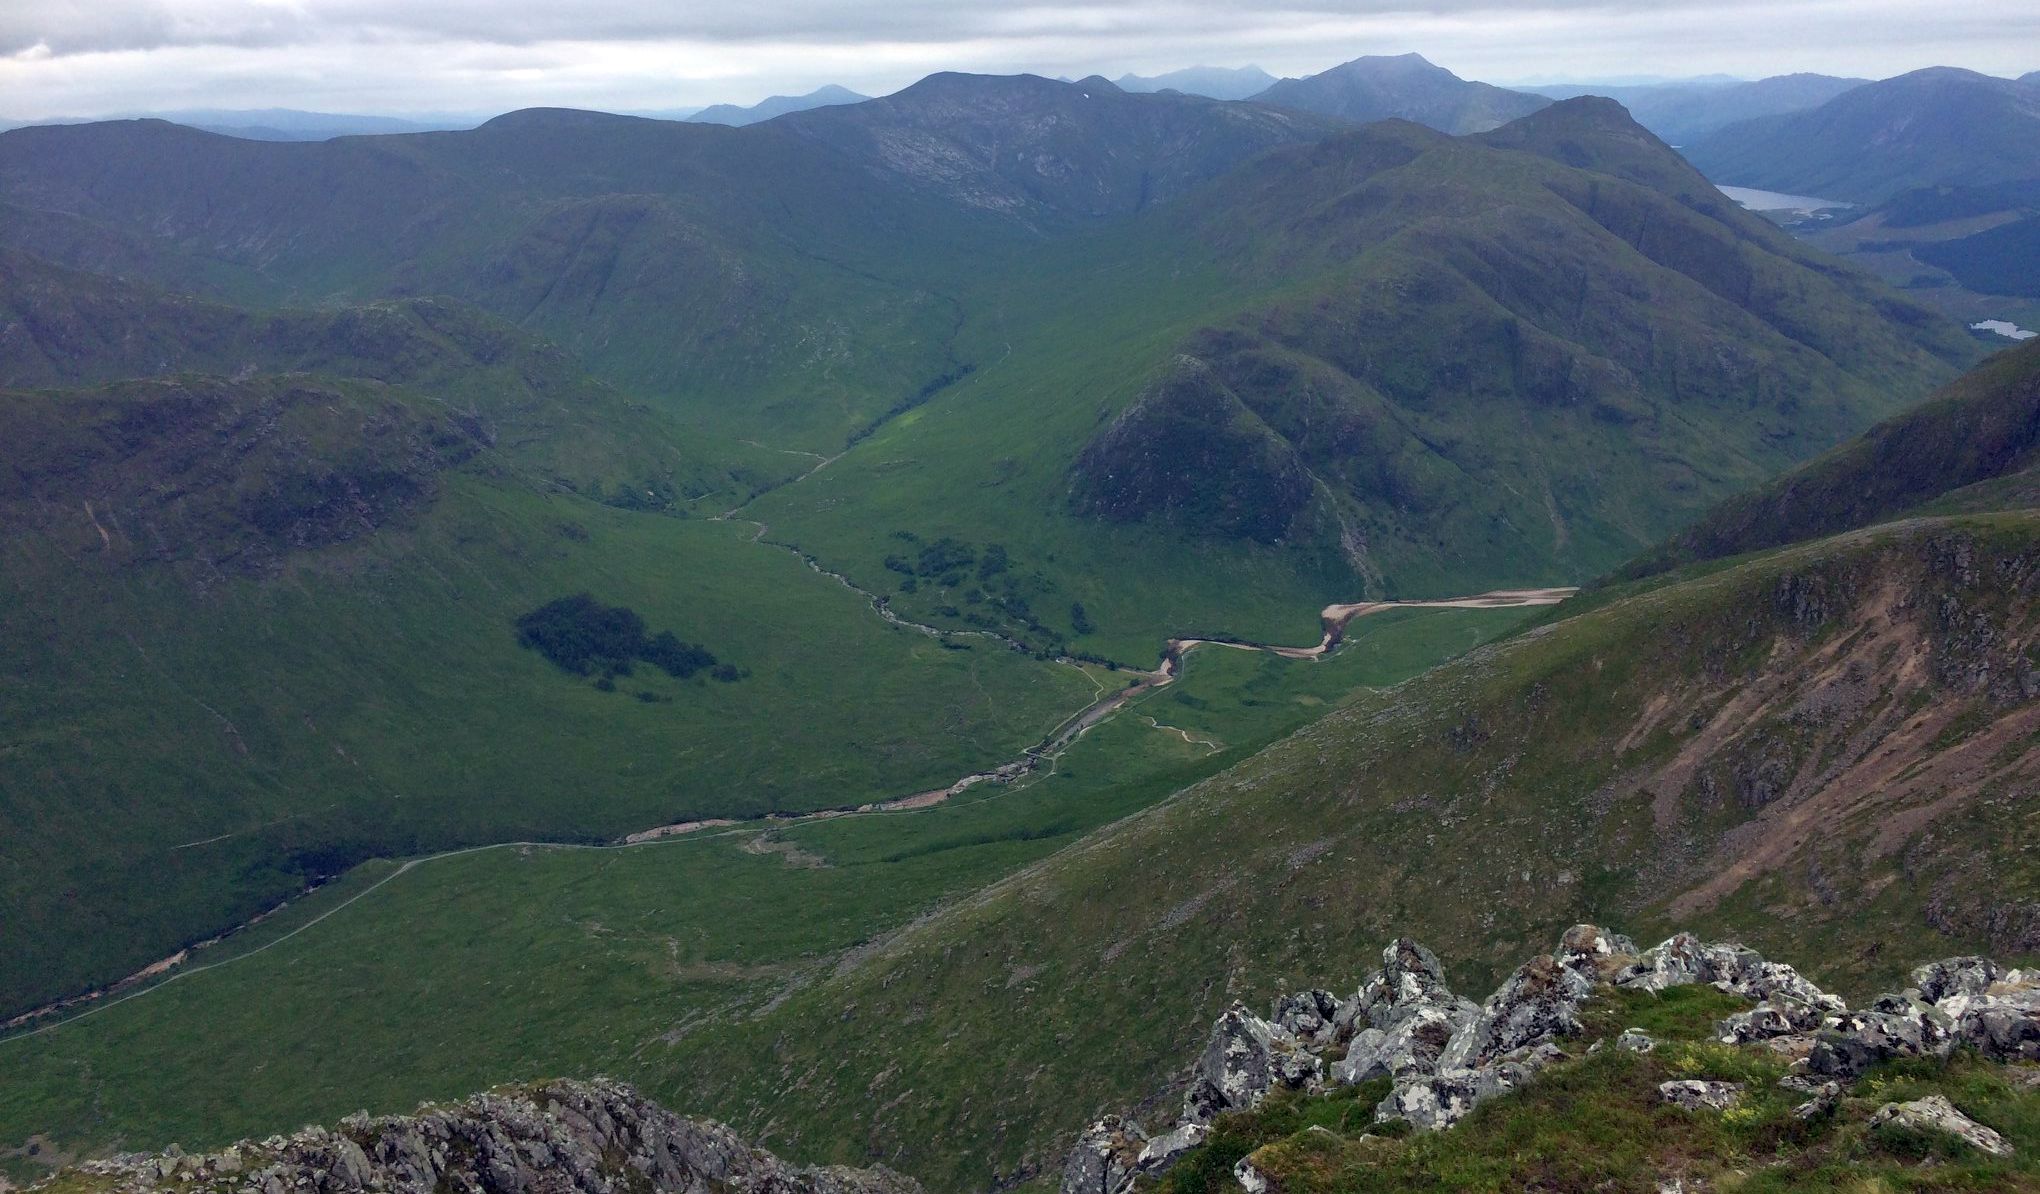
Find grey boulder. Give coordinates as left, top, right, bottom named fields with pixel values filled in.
left=1271, top=988, right=1344, bottom=1046
left=1134, top=1123, right=1207, bottom=1180
left=1333, top=1004, right=1466, bottom=1085
left=1059, top=1117, right=1145, bottom=1194
left=1658, top=1080, right=1744, bottom=1112
left=1439, top=953, right=1591, bottom=1072
left=1869, top=1094, right=2014, bottom=1157
left=1183, top=1002, right=1321, bottom=1123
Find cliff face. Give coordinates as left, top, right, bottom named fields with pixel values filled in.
left=43, top=1080, right=918, bottom=1194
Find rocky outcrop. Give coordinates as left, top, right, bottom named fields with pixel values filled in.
left=1809, top=961, right=2040, bottom=1078
left=1182, top=1002, right=1323, bottom=1123
left=1270, top=989, right=1342, bottom=1046
left=1870, top=1094, right=2016, bottom=1157
left=1059, top=1117, right=1146, bottom=1194
left=54, top=1080, right=917, bottom=1194
left=1059, top=928, right=2037, bottom=1191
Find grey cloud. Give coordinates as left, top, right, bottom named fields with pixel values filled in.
left=2, top=0, right=2034, bottom=122
left=0, top=0, right=1803, bottom=57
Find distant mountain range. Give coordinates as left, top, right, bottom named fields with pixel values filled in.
left=1526, top=73, right=1867, bottom=144
left=1113, top=65, right=1278, bottom=100
left=686, top=84, right=868, bottom=126
left=0, top=108, right=471, bottom=141
left=1685, top=66, right=2040, bottom=203
left=1247, top=52, right=1549, bottom=133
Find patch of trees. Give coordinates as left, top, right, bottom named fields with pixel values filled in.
left=515, top=593, right=742, bottom=687
left=880, top=530, right=1096, bottom=656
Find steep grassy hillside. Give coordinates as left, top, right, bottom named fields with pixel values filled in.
left=0, top=605, right=1528, bottom=1180
left=0, top=249, right=796, bottom=507
left=1628, top=338, right=2040, bottom=575
left=0, top=359, right=1107, bottom=1016
left=643, top=512, right=2040, bottom=1190
left=1250, top=54, right=1548, bottom=134
left=1685, top=68, right=2040, bottom=203
left=749, top=101, right=1975, bottom=660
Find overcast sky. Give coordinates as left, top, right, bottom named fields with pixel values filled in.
left=2, top=0, right=2035, bottom=120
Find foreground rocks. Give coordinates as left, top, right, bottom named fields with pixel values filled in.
left=1870, top=1094, right=2015, bottom=1157
left=1808, top=959, right=2040, bottom=1079
left=1061, top=925, right=2040, bottom=1193
left=53, top=1079, right=918, bottom=1194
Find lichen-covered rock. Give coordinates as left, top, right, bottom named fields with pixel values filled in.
left=1933, top=968, right=2040, bottom=1063
left=1339, top=938, right=1478, bottom=1038
left=1555, top=924, right=1638, bottom=985
left=1271, top=988, right=1343, bottom=1045
left=1911, top=957, right=1999, bottom=1006
left=1183, top=1002, right=1321, bottom=1123
left=1869, top=1094, right=2015, bottom=1157
left=1059, top=1116, right=1146, bottom=1194
left=1374, top=1047, right=1556, bottom=1133
left=1616, top=1029, right=1657, bottom=1053
left=1808, top=995, right=1956, bottom=1078
left=1333, top=1005, right=1463, bottom=1085
left=1439, top=953, right=1591, bottom=1072
left=1716, top=1000, right=1828, bottom=1045
left=1133, top=1123, right=1207, bottom=1180
left=60, top=1079, right=917, bottom=1194
left=1734, top=961, right=1847, bottom=1014
left=1658, top=1080, right=1744, bottom=1112
left=1614, top=935, right=1843, bottom=1014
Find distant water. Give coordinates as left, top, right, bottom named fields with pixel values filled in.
left=1972, top=319, right=2039, bottom=341
left=1716, top=185, right=1852, bottom=212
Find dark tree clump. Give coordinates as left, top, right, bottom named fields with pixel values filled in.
left=515, top=593, right=732, bottom=685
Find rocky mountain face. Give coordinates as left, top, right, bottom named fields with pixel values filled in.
left=1062, top=926, right=2039, bottom=1192
left=1249, top=54, right=1549, bottom=134
left=1685, top=67, right=2040, bottom=203
left=37, top=1080, right=919, bottom=1194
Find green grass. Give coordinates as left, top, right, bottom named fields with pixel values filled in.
left=0, top=465, right=1099, bottom=1015
left=0, top=603, right=1524, bottom=1174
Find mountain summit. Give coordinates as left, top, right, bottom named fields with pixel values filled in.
left=1114, top=64, right=1278, bottom=100
left=688, top=84, right=868, bottom=126
left=1250, top=52, right=1551, bottom=133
